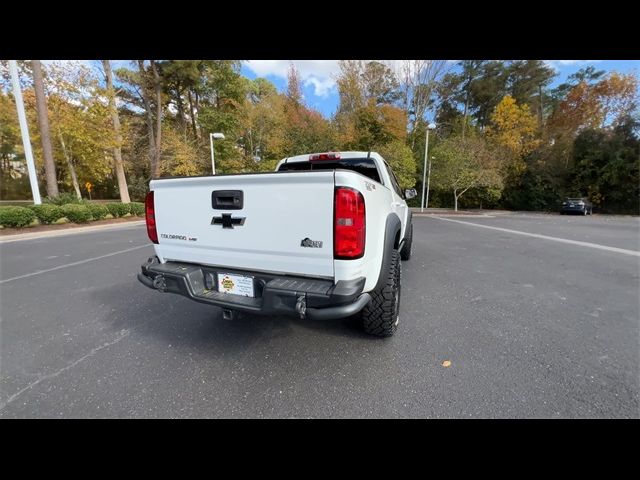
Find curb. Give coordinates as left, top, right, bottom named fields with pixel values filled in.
left=0, top=220, right=145, bottom=243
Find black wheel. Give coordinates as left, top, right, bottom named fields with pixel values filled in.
left=400, top=222, right=413, bottom=261
left=361, top=250, right=401, bottom=337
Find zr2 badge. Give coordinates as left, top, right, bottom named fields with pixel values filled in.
left=300, top=238, right=323, bottom=248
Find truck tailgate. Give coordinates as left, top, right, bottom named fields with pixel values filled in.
left=151, top=171, right=335, bottom=278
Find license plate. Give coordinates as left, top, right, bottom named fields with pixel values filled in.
left=217, top=272, right=254, bottom=297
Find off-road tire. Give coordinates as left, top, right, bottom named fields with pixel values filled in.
left=400, top=222, right=413, bottom=261
left=361, top=250, right=401, bottom=337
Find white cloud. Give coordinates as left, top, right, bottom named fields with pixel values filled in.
left=557, top=60, right=601, bottom=65
left=245, top=60, right=340, bottom=97
left=304, top=76, right=335, bottom=98
left=246, top=60, right=340, bottom=79
left=544, top=60, right=601, bottom=71
left=41, top=59, right=92, bottom=66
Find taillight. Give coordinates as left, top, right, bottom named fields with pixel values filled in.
left=334, top=187, right=365, bottom=259
left=145, top=191, right=158, bottom=244
left=310, top=152, right=341, bottom=161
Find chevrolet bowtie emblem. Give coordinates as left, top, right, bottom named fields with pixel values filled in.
left=211, top=214, right=245, bottom=229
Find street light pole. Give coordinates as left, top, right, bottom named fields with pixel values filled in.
left=9, top=60, right=41, bottom=204
left=421, top=123, right=436, bottom=212
left=425, top=156, right=434, bottom=209
left=209, top=132, right=225, bottom=175
left=209, top=133, right=215, bottom=174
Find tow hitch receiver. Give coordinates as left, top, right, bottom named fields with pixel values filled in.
left=222, top=308, right=236, bottom=320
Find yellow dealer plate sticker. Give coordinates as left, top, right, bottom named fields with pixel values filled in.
left=217, top=273, right=254, bottom=297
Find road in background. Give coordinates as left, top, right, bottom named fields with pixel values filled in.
left=1, top=214, right=638, bottom=418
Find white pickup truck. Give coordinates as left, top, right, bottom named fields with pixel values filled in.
left=137, top=151, right=416, bottom=336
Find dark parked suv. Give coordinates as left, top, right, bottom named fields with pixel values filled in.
left=560, top=197, right=593, bottom=215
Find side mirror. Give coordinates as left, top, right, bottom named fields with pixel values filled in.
left=405, top=188, right=417, bottom=199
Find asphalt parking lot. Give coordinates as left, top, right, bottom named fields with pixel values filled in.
left=1, top=213, right=638, bottom=418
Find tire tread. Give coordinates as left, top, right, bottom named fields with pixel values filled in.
left=400, top=222, right=413, bottom=261
left=361, top=250, right=401, bottom=337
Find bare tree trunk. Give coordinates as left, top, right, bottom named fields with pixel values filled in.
left=151, top=60, right=163, bottom=179
left=454, top=190, right=458, bottom=211
left=102, top=60, right=130, bottom=203
left=538, top=83, right=544, bottom=127
left=194, top=91, right=201, bottom=138
left=462, top=91, right=470, bottom=140
left=187, top=90, right=198, bottom=140
left=137, top=60, right=158, bottom=178
left=31, top=60, right=59, bottom=198
left=57, top=129, right=81, bottom=199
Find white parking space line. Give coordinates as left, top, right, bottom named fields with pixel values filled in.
left=0, top=244, right=150, bottom=284
left=433, top=217, right=640, bottom=257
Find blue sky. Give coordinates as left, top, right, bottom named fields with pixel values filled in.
left=242, top=60, right=639, bottom=118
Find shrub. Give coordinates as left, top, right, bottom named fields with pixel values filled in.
left=44, top=192, right=83, bottom=206
left=105, top=202, right=130, bottom=218
left=60, top=204, right=92, bottom=223
left=0, top=206, right=37, bottom=227
left=86, top=203, right=108, bottom=220
left=129, top=202, right=145, bottom=216
left=27, top=204, right=63, bottom=224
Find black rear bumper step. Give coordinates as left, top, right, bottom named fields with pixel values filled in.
left=138, top=257, right=369, bottom=320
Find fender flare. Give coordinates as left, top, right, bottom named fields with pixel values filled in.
left=399, top=210, right=413, bottom=250
left=373, top=214, right=402, bottom=292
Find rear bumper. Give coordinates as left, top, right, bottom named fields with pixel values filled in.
left=561, top=206, right=586, bottom=213
left=137, top=256, right=370, bottom=320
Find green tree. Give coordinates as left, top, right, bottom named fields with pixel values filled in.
left=239, top=78, right=287, bottom=165
left=45, top=62, right=114, bottom=198
left=361, top=61, right=401, bottom=105
left=31, top=60, right=59, bottom=197
left=159, top=60, right=203, bottom=139
left=116, top=61, right=165, bottom=178
left=102, top=60, right=130, bottom=203
left=547, top=72, right=639, bottom=173
left=336, top=60, right=365, bottom=115
left=195, top=61, right=247, bottom=173
left=431, top=135, right=502, bottom=210
left=376, top=140, right=417, bottom=189
left=0, top=92, right=27, bottom=199
left=571, top=116, right=640, bottom=213
left=505, top=60, right=555, bottom=124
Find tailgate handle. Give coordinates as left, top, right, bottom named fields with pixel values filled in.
left=212, top=190, right=243, bottom=210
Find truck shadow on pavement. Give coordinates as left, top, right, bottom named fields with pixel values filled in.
left=91, top=276, right=371, bottom=355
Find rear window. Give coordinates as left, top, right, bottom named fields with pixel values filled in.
left=277, top=158, right=382, bottom=184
